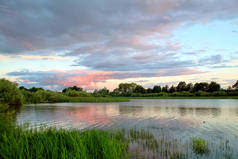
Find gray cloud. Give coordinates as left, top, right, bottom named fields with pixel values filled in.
left=1, top=0, right=237, bottom=75
left=0, top=0, right=238, bottom=54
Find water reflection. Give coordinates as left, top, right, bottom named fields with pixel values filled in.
left=16, top=99, right=238, bottom=146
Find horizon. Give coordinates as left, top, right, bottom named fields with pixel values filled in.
left=1, top=0, right=238, bottom=91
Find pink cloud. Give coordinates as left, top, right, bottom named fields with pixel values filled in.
left=8, top=68, right=205, bottom=90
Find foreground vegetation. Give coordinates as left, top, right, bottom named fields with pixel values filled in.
left=0, top=123, right=236, bottom=159
left=0, top=126, right=127, bottom=159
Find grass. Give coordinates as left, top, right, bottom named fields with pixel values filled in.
left=0, top=125, right=236, bottom=159
left=0, top=126, right=128, bottom=159
left=192, top=138, right=210, bottom=155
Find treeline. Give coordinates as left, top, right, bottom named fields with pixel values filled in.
left=1, top=78, right=238, bottom=108
left=18, top=80, right=238, bottom=99
left=105, top=81, right=238, bottom=97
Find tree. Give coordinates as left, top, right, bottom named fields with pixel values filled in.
left=118, top=83, right=137, bottom=93
left=208, top=81, right=220, bottom=92
left=176, top=81, right=186, bottom=92
left=19, top=86, right=28, bottom=91
left=162, top=85, right=169, bottom=93
left=0, top=79, right=23, bottom=106
left=169, top=85, right=176, bottom=93
left=185, top=83, right=193, bottom=92
left=193, top=82, right=209, bottom=92
left=152, top=85, right=161, bottom=93
left=146, top=88, right=153, bottom=93
left=93, top=87, right=109, bottom=97
left=232, top=80, right=238, bottom=90
left=134, top=85, right=146, bottom=93
left=62, top=86, right=83, bottom=93
left=28, top=87, right=44, bottom=92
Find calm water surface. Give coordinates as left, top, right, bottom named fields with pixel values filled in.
left=17, top=99, right=238, bottom=151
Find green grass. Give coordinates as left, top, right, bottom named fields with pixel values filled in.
left=0, top=125, right=236, bottom=159
left=192, top=138, right=210, bottom=155
left=0, top=127, right=128, bottom=159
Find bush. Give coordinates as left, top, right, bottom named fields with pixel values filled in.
left=64, top=90, right=91, bottom=97
left=171, top=91, right=194, bottom=97
left=194, top=91, right=209, bottom=96
left=211, top=91, right=227, bottom=96
left=0, top=79, right=23, bottom=106
left=227, top=91, right=238, bottom=96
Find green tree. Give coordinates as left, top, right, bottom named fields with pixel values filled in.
left=185, top=83, right=193, bottom=92
left=193, top=82, right=209, bottom=92
left=28, top=87, right=44, bottom=92
left=152, top=85, right=161, bottom=93
left=146, top=88, right=153, bottom=93
left=208, top=81, right=221, bottom=92
left=0, top=79, right=23, bottom=106
left=134, top=85, right=146, bottom=93
left=169, top=85, right=176, bottom=93
left=176, top=81, right=186, bottom=92
left=162, top=85, right=169, bottom=93
left=62, top=86, right=83, bottom=93
left=93, top=87, right=109, bottom=97
left=118, top=83, right=137, bottom=93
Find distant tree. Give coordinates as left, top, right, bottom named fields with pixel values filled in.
left=185, top=83, right=193, bottom=92
left=19, top=86, right=28, bottom=91
left=232, top=80, right=238, bottom=90
left=134, top=85, right=146, bottom=93
left=146, top=88, right=153, bottom=94
left=176, top=81, right=186, bottom=92
left=162, top=85, right=169, bottom=93
left=93, top=87, right=109, bottom=97
left=0, top=79, right=23, bottom=106
left=152, top=85, right=161, bottom=93
left=110, top=88, right=120, bottom=96
left=227, top=86, right=232, bottom=92
left=169, top=85, right=176, bottom=93
left=118, top=83, right=137, bottom=93
left=62, top=86, right=83, bottom=93
left=208, top=81, right=221, bottom=92
left=193, top=82, right=209, bottom=92
left=28, top=87, right=44, bottom=92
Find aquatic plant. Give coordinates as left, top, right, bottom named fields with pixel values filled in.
left=192, top=137, right=210, bottom=155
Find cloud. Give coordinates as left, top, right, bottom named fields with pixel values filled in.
left=7, top=68, right=203, bottom=90
left=1, top=0, right=237, bottom=88
left=198, top=54, right=223, bottom=65
left=0, top=0, right=237, bottom=55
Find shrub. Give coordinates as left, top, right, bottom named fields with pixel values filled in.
left=211, top=91, right=227, bottom=96
left=65, top=90, right=91, bottom=97
left=194, top=91, right=209, bottom=96
left=171, top=91, right=194, bottom=97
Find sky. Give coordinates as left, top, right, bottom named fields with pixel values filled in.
left=0, top=0, right=238, bottom=91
